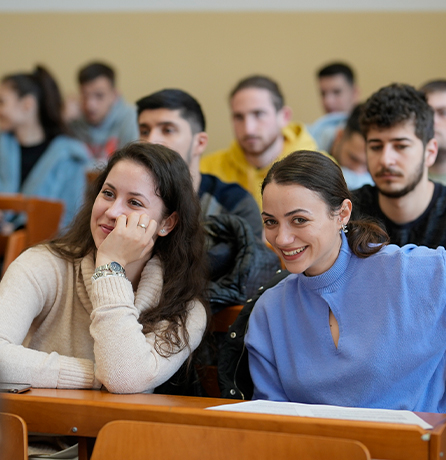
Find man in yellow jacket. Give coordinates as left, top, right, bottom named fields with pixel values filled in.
left=200, top=75, right=316, bottom=209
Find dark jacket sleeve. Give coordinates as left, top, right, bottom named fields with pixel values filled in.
left=204, top=214, right=281, bottom=314
left=217, top=268, right=290, bottom=399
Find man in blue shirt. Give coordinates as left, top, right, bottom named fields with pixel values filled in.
left=308, top=62, right=359, bottom=152
left=69, top=62, right=138, bottom=166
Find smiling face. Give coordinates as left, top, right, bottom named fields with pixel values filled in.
left=262, top=182, right=349, bottom=276
left=90, top=159, right=167, bottom=250
left=365, top=121, right=436, bottom=198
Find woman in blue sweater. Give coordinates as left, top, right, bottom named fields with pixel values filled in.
left=0, top=65, right=89, bottom=230
left=245, top=149, right=446, bottom=412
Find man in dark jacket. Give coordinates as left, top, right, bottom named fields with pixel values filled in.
left=136, top=89, right=263, bottom=240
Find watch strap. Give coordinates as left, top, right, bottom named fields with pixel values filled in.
left=92, top=261, right=126, bottom=281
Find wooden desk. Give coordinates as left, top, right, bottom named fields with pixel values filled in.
left=3, top=389, right=446, bottom=460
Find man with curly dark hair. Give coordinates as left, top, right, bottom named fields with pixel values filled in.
left=350, top=83, right=446, bottom=248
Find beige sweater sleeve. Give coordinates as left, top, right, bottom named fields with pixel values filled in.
left=0, top=247, right=99, bottom=389
left=90, top=264, right=207, bottom=394
left=0, top=248, right=207, bottom=393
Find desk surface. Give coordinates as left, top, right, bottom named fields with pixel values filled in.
left=3, top=389, right=446, bottom=460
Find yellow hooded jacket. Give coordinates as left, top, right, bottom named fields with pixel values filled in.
left=200, top=122, right=316, bottom=209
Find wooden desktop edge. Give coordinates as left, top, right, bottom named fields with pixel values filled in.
left=3, top=389, right=446, bottom=460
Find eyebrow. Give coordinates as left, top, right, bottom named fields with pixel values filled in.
left=103, top=182, right=149, bottom=201
left=262, top=208, right=312, bottom=218
left=232, top=108, right=266, bottom=116
left=367, top=137, right=413, bottom=144
left=139, top=121, right=178, bottom=127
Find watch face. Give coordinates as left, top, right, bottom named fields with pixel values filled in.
left=109, top=261, right=122, bottom=272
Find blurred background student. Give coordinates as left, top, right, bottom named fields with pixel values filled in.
left=0, top=65, right=89, bottom=232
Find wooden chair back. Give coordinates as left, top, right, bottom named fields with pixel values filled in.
left=0, top=194, right=64, bottom=276
left=90, top=419, right=371, bottom=460
left=0, top=412, right=28, bottom=460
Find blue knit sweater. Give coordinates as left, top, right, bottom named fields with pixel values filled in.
left=245, top=233, right=446, bottom=412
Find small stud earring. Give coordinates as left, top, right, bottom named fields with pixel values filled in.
left=160, top=228, right=166, bottom=234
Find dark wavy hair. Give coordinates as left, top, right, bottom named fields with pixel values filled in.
left=262, top=150, right=389, bottom=258
left=49, top=142, right=209, bottom=355
left=359, top=83, right=434, bottom=147
left=2, top=65, right=68, bottom=141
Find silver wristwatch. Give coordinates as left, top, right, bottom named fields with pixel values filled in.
left=92, top=261, right=126, bottom=281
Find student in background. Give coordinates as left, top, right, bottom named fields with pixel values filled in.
left=0, top=142, right=208, bottom=394
left=0, top=65, right=89, bottom=230
left=308, top=62, right=359, bottom=153
left=351, top=83, right=445, bottom=248
left=136, top=88, right=263, bottom=240
left=137, top=89, right=281, bottom=313
left=200, top=75, right=316, bottom=209
left=69, top=61, right=138, bottom=166
left=317, top=62, right=358, bottom=114
left=246, top=150, right=446, bottom=412
left=331, top=103, right=373, bottom=190
left=420, top=79, right=446, bottom=185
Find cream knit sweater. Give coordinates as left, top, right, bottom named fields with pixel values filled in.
left=0, top=246, right=207, bottom=394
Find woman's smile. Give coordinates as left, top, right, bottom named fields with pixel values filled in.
left=262, top=182, right=345, bottom=276
left=281, top=246, right=307, bottom=258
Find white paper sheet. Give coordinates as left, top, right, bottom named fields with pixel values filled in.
left=206, top=400, right=433, bottom=430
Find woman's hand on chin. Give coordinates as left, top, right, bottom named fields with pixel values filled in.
left=95, top=212, right=158, bottom=268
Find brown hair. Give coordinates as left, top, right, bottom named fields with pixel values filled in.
left=420, top=79, right=446, bottom=96
left=262, top=150, right=389, bottom=258
left=78, top=61, right=115, bottom=86
left=49, top=142, right=209, bottom=356
left=230, top=75, right=284, bottom=111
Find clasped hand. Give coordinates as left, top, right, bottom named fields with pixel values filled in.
left=95, top=212, right=158, bottom=269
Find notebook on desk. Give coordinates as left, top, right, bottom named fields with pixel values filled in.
left=206, top=399, right=433, bottom=430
